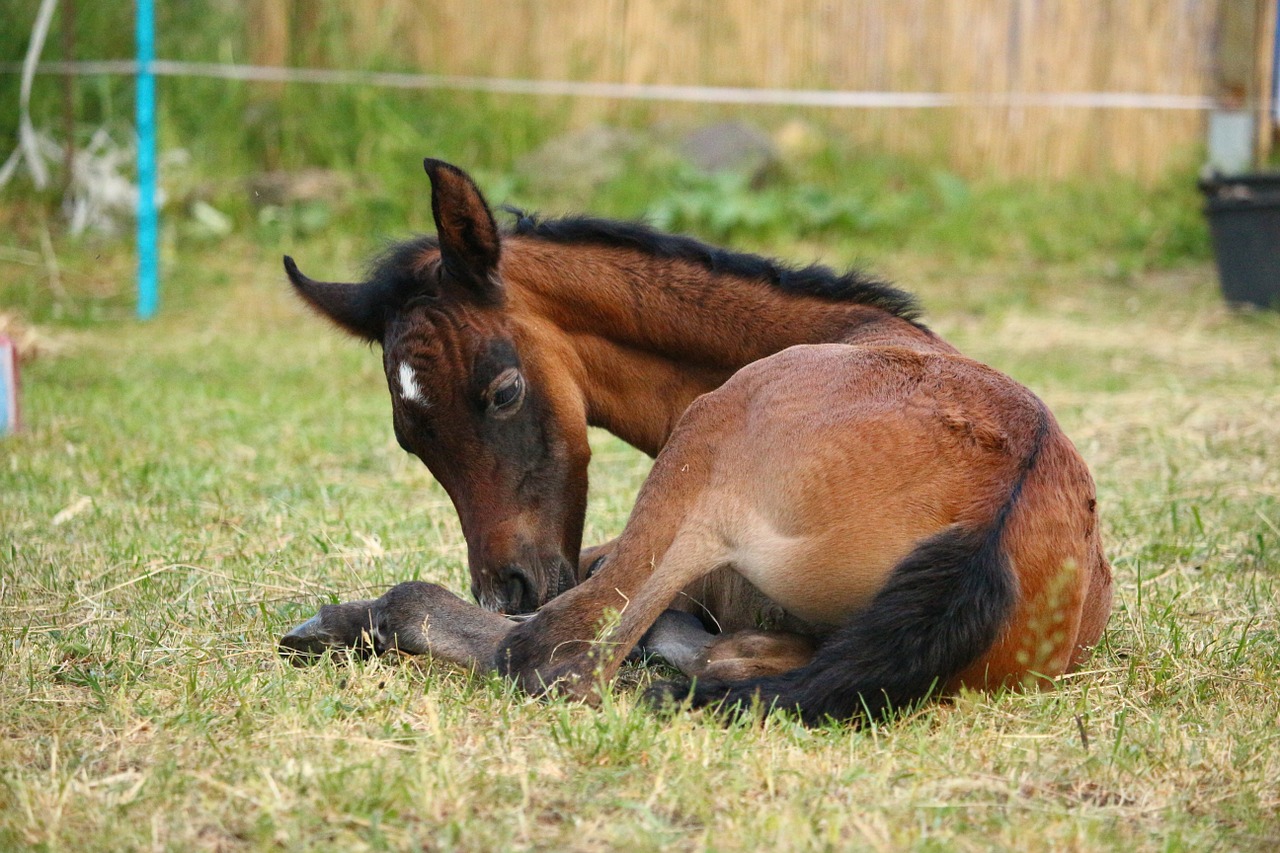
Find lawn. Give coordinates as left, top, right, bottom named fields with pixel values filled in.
left=2, top=206, right=1278, bottom=850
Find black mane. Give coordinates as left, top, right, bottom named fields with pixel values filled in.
left=510, top=213, right=923, bottom=323
left=364, top=213, right=924, bottom=325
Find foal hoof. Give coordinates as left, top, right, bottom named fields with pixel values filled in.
left=640, top=678, right=694, bottom=714
left=278, top=600, right=378, bottom=664
left=279, top=615, right=336, bottom=663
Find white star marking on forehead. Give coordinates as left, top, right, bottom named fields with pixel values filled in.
left=397, top=361, right=428, bottom=406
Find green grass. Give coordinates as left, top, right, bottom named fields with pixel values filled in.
left=2, top=193, right=1279, bottom=850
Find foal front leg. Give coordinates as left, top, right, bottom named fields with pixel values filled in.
left=494, top=401, right=736, bottom=696
left=280, top=581, right=515, bottom=669
left=579, top=538, right=619, bottom=578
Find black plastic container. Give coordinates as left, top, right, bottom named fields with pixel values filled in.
left=1200, top=173, right=1280, bottom=309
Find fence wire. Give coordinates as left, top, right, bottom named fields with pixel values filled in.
left=2, top=59, right=1233, bottom=113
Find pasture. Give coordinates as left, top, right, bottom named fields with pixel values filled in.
left=2, top=196, right=1279, bottom=850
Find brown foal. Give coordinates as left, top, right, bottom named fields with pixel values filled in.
left=279, top=159, right=1112, bottom=724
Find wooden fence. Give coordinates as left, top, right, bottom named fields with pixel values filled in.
left=248, top=0, right=1273, bottom=180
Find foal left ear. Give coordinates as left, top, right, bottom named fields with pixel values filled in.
left=284, top=256, right=386, bottom=342
left=424, top=158, right=501, bottom=301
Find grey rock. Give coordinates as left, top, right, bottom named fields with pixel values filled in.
left=516, top=126, right=645, bottom=194
left=678, top=120, right=778, bottom=177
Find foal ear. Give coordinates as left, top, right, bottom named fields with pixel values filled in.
left=424, top=158, right=501, bottom=300
left=284, top=256, right=385, bottom=342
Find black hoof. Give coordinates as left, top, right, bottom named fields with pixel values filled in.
left=279, top=615, right=334, bottom=663
left=640, top=678, right=694, bottom=714
left=278, top=600, right=379, bottom=664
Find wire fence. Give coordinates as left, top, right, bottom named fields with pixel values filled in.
left=1, top=59, right=1228, bottom=112
left=3, top=1, right=1277, bottom=318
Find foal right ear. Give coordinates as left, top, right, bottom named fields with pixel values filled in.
left=424, top=158, right=502, bottom=302
left=284, top=256, right=385, bottom=342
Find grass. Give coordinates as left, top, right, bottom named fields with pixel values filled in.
left=4, top=7, right=1275, bottom=848
left=2, top=193, right=1279, bottom=850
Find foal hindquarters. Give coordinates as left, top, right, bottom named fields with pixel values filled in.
left=495, top=342, right=1110, bottom=720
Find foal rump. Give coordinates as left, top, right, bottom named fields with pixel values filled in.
left=669, top=372, right=1051, bottom=724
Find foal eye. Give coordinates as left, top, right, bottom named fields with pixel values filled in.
left=487, top=369, right=525, bottom=416
left=493, top=379, right=521, bottom=407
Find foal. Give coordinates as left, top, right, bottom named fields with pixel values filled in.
left=281, top=159, right=1112, bottom=723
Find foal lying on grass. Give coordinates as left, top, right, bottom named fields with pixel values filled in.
left=280, top=158, right=1112, bottom=724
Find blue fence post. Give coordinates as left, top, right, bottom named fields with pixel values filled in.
left=0, top=336, right=18, bottom=436
left=136, top=0, right=158, bottom=320
left=1273, top=0, right=1280, bottom=133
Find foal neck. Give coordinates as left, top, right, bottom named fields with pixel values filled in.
left=503, top=232, right=940, bottom=455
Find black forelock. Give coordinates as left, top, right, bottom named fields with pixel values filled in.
left=507, top=211, right=924, bottom=324
left=351, top=235, right=442, bottom=326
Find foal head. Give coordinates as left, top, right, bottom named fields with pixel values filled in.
left=284, top=160, right=586, bottom=614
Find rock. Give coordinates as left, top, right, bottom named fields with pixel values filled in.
left=678, top=120, right=778, bottom=178
left=516, top=126, right=644, bottom=195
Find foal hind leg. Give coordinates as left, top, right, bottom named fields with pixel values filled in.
left=699, top=629, right=817, bottom=680
left=280, top=581, right=515, bottom=668
left=639, top=611, right=817, bottom=681
left=502, top=521, right=821, bottom=698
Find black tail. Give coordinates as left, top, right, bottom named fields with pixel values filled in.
left=685, top=408, right=1050, bottom=726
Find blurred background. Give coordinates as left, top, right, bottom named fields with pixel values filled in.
left=1, top=0, right=1276, bottom=324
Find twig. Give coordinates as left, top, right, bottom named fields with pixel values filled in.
left=38, top=218, right=68, bottom=302
left=1075, top=714, right=1091, bottom=752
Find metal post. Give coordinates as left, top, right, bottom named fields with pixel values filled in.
left=136, top=0, right=158, bottom=319
left=1273, top=0, right=1280, bottom=134
left=0, top=336, right=18, bottom=436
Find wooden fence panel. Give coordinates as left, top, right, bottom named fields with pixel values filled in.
left=252, top=0, right=1232, bottom=179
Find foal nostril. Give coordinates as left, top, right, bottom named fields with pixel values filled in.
left=500, top=567, right=536, bottom=614
left=586, top=554, right=607, bottom=579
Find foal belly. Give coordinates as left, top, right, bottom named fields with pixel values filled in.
left=723, top=514, right=919, bottom=627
